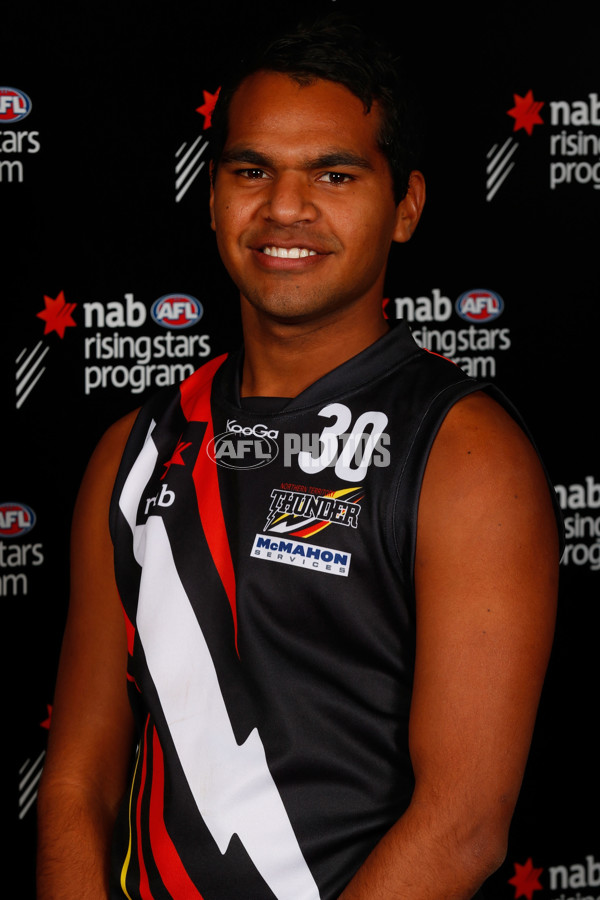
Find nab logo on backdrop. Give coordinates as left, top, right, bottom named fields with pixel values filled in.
left=508, top=853, right=600, bottom=899
left=0, top=502, right=36, bottom=538
left=487, top=89, right=600, bottom=200
left=455, top=290, right=504, bottom=323
left=0, top=87, right=31, bottom=122
left=82, top=291, right=211, bottom=396
left=151, top=294, right=203, bottom=329
left=387, top=287, right=511, bottom=380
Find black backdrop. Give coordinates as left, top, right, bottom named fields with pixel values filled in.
left=6, top=1, right=598, bottom=897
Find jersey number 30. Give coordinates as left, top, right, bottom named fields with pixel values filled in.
left=297, top=403, right=389, bottom=483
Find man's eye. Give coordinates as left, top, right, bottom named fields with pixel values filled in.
left=318, top=172, right=353, bottom=185
left=239, top=168, right=266, bottom=180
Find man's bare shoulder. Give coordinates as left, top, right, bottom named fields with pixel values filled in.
left=436, top=388, right=532, bottom=451
left=427, top=389, right=549, bottom=496
left=418, top=387, right=560, bottom=579
left=95, top=407, right=140, bottom=460
left=76, top=408, right=141, bottom=511
left=85, top=408, right=140, bottom=476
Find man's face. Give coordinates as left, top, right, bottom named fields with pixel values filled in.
left=210, top=71, right=414, bottom=326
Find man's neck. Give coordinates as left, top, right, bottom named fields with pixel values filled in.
left=239, top=300, right=390, bottom=398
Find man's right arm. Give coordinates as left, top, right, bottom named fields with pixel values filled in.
left=36, top=410, right=139, bottom=900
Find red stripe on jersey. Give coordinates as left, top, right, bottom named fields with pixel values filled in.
left=149, top=726, right=205, bottom=898
left=121, top=602, right=141, bottom=691
left=179, top=355, right=239, bottom=653
left=135, top=718, right=153, bottom=899
left=424, top=348, right=458, bottom=365
left=126, top=672, right=142, bottom=694
left=121, top=602, right=136, bottom=657
left=179, top=354, right=227, bottom=421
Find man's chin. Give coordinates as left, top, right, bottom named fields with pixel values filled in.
left=240, top=291, right=352, bottom=329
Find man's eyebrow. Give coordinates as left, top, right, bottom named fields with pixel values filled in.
left=309, top=151, right=374, bottom=171
left=220, top=148, right=274, bottom=168
left=220, top=146, right=374, bottom=171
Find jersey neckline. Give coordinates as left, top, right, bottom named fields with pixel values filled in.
left=217, top=320, right=423, bottom=415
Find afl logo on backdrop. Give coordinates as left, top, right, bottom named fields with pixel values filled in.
left=456, top=289, right=504, bottom=323
left=0, top=88, right=32, bottom=122
left=0, top=502, right=36, bottom=538
left=151, top=294, right=203, bottom=329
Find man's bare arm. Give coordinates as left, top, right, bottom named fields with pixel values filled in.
left=339, top=392, right=559, bottom=899
left=36, top=410, right=139, bottom=899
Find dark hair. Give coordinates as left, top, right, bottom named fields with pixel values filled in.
left=209, top=14, right=421, bottom=203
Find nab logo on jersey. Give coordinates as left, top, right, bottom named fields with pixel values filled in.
left=0, top=502, right=36, bottom=538
left=151, top=294, right=203, bottom=330
left=456, top=290, right=504, bottom=323
left=0, top=88, right=31, bottom=122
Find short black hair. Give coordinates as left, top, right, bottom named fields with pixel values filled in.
left=209, top=14, right=421, bottom=204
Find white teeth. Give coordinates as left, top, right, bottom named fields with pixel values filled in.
left=263, top=246, right=317, bottom=258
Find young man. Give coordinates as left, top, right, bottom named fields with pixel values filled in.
left=37, top=17, right=561, bottom=900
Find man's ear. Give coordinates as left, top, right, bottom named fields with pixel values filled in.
left=209, top=160, right=216, bottom=232
left=392, top=170, right=426, bottom=243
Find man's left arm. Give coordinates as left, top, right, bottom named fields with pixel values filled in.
left=339, top=391, right=559, bottom=900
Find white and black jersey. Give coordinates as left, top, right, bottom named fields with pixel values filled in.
left=108, top=321, right=554, bottom=900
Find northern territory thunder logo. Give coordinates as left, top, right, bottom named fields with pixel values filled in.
left=251, top=487, right=363, bottom=577
left=265, top=487, right=362, bottom=536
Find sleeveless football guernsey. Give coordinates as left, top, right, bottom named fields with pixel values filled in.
left=108, top=321, right=553, bottom=899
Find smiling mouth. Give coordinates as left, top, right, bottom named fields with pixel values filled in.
left=261, top=246, right=319, bottom=259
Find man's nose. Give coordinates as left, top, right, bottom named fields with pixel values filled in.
left=263, top=172, right=318, bottom=225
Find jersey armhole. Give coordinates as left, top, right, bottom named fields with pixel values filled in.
left=391, top=382, right=565, bottom=600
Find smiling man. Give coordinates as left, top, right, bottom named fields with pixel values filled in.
left=210, top=73, right=414, bottom=323
left=37, top=16, right=561, bottom=900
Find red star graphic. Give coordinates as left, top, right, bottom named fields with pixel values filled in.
left=36, top=291, right=77, bottom=338
left=41, top=704, right=52, bottom=730
left=508, top=858, right=544, bottom=900
left=196, top=87, right=221, bottom=130
left=162, top=438, right=192, bottom=479
left=507, top=90, right=544, bottom=135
